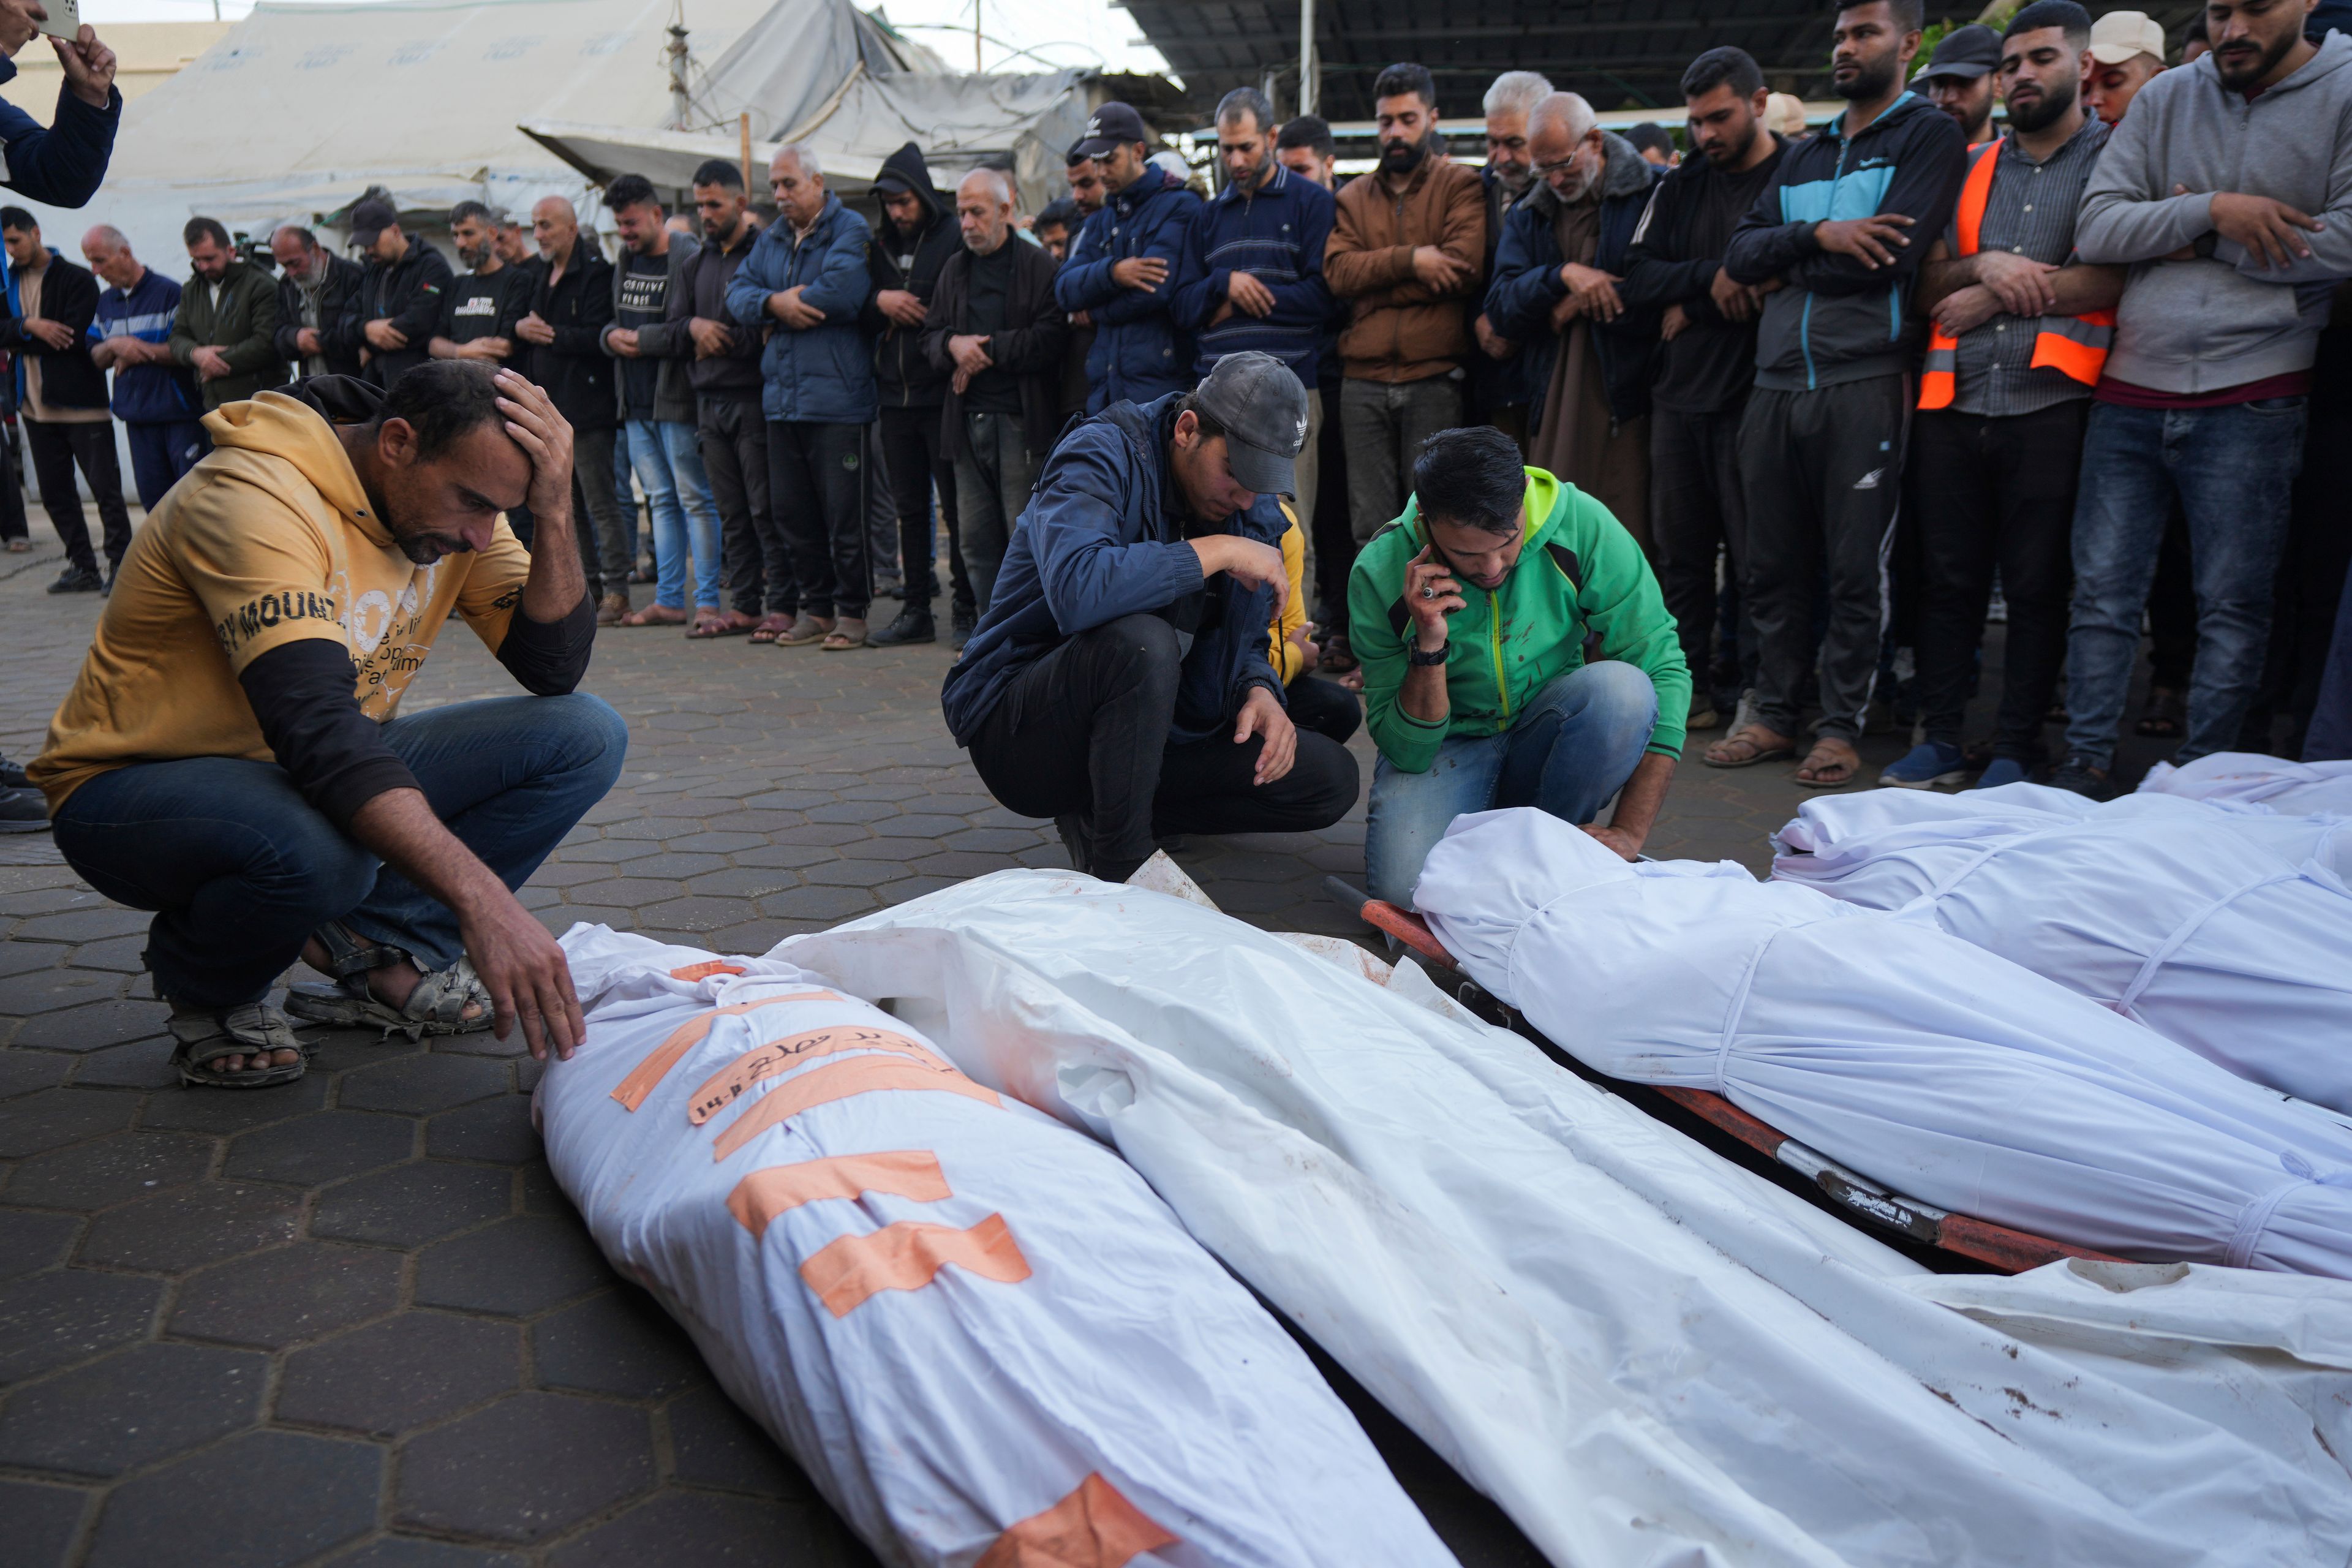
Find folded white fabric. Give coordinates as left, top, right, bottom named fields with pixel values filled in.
left=1768, top=783, right=2352, bottom=1110
left=539, top=925, right=1455, bottom=1568
left=1418, top=807, right=2352, bottom=1278
left=781, top=868, right=2352, bottom=1568
left=2139, top=750, right=2352, bottom=816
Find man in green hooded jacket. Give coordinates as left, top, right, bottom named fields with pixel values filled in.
left=1349, top=424, right=1689, bottom=905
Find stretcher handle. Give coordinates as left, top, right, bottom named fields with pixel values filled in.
left=1321, top=878, right=1459, bottom=971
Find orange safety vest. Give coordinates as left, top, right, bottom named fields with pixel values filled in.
left=1918, top=137, right=2113, bottom=410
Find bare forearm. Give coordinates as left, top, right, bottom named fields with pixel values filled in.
left=1399, top=660, right=1449, bottom=723
left=347, top=788, right=507, bottom=918
left=2049, top=263, right=2126, bottom=315
left=519, top=493, right=586, bottom=620
left=1915, top=254, right=1972, bottom=309
left=1608, top=752, right=1675, bottom=844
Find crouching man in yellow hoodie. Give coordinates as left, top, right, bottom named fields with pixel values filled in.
left=30, top=361, right=622, bottom=1087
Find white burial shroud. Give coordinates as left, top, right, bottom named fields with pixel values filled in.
left=1418, top=805, right=2352, bottom=1276
left=2138, top=749, right=2352, bottom=816
left=777, top=865, right=2352, bottom=1568
left=538, top=926, right=1456, bottom=1568
left=1767, top=782, right=2352, bottom=1110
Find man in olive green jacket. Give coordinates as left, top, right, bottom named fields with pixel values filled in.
left=1349, top=424, right=1688, bottom=905
left=168, top=216, right=282, bottom=410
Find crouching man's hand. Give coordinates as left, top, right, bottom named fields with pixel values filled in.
left=458, top=887, right=586, bottom=1061
left=1235, top=685, right=1296, bottom=785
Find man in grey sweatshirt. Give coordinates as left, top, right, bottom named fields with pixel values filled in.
left=2054, top=2, right=2352, bottom=794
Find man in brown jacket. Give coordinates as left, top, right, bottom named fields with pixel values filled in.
left=1325, top=61, right=1487, bottom=567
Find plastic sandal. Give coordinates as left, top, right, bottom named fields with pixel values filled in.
left=168, top=1002, right=306, bottom=1088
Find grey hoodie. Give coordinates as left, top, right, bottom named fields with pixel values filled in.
left=2076, top=32, right=2352, bottom=394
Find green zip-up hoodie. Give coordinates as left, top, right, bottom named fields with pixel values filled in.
left=1348, top=468, right=1689, bottom=773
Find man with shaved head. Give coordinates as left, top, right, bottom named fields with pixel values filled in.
left=919, top=165, right=1068, bottom=614
left=1483, top=90, right=1662, bottom=545
left=517, top=194, right=631, bottom=620
left=85, top=223, right=205, bottom=511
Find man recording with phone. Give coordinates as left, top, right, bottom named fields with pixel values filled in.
left=0, top=0, right=118, bottom=209
left=1349, top=424, right=1688, bottom=906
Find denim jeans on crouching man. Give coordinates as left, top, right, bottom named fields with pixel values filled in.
left=2064, top=397, right=2307, bottom=771
left=1364, top=662, right=1657, bottom=907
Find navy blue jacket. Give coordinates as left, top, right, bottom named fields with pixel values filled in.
left=1170, top=160, right=1335, bottom=381
left=1052, top=167, right=1202, bottom=412
left=1724, top=91, right=1966, bottom=391
left=1470, top=164, right=1547, bottom=418
left=725, top=192, right=876, bottom=424
left=0, top=55, right=118, bottom=209
left=1483, top=132, right=1663, bottom=425
left=942, top=393, right=1285, bottom=747
left=91, top=266, right=198, bottom=424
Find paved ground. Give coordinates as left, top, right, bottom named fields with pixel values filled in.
left=0, top=520, right=2183, bottom=1567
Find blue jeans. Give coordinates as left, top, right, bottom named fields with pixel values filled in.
left=624, top=418, right=723, bottom=610
left=52, top=694, right=628, bottom=1009
left=2065, top=398, right=2307, bottom=770
left=1364, top=662, right=1657, bottom=907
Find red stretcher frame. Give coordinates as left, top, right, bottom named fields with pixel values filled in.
left=1328, top=880, right=2126, bottom=1275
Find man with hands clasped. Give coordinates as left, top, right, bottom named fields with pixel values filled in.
left=1349, top=424, right=1689, bottom=907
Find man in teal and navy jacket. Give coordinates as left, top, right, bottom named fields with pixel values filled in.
left=1349, top=423, right=1689, bottom=905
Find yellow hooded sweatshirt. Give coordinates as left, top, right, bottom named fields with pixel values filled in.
left=31, top=391, right=532, bottom=809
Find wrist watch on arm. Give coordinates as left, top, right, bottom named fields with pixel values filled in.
left=1408, top=640, right=1449, bottom=668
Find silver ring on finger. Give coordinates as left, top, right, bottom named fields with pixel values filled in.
left=1421, top=584, right=1436, bottom=600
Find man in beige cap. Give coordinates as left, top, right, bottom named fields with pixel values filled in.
left=2084, top=9, right=2168, bottom=123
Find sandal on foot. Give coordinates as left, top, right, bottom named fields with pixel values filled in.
left=287, top=957, right=494, bottom=1039
left=169, top=1001, right=306, bottom=1088
left=775, top=613, right=834, bottom=647
left=2134, top=687, right=2185, bottom=739
left=747, top=612, right=794, bottom=645
left=690, top=609, right=756, bottom=639
left=1793, top=742, right=1861, bottom=789
left=821, top=617, right=869, bottom=651
left=1702, top=726, right=1798, bottom=769
left=618, top=604, right=690, bottom=628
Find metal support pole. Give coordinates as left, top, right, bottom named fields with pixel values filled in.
left=1297, top=0, right=1316, bottom=117
left=739, top=112, right=754, bottom=195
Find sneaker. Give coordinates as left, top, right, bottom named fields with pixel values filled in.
left=1879, top=741, right=1969, bottom=790
left=2044, top=754, right=2111, bottom=800
left=1972, top=756, right=2031, bottom=790
left=949, top=601, right=976, bottom=652
left=47, top=565, right=102, bottom=594
left=869, top=605, right=935, bottom=646
left=0, top=758, right=28, bottom=791
left=0, top=787, right=48, bottom=834
left=595, top=590, right=631, bottom=627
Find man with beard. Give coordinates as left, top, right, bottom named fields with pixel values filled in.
left=349, top=197, right=452, bottom=388
left=1056, top=142, right=1110, bottom=429
left=2055, top=0, right=2352, bottom=795
left=1619, top=46, right=1785, bottom=733
left=270, top=224, right=363, bottom=380
left=1890, top=1, right=2119, bottom=790
left=1033, top=198, right=1079, bottom=263
left=170, top=216, right=281, bottom=414
left=518, top=195, right=631, bottom=622
left=1053, top=102, right=1201, bottom=413
left=2084, top=10, right=2169, bottom=124
left=862, top=142, right=963, bottom=647
left=431, top=202, right=526, bottom=369
left=1483, top=92, right=1662, bottom=552
left=1706, top=0, right=1964, bottom=788
left=1471, top=70, right=1553, bottom=451
left=1911, top=23, right=2002, bottom=146
left=1275, top=115, right=1336, bottom=188
left=1325, top=63, right=1486, bottom=584
left=30, top=363, right=617, bottom=1084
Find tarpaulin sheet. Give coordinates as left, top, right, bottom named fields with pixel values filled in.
left=1769, top=783, right=2352, bottom=1111
left=774, top=865, right=2352, bottom=1568
left=539, top=925, right=1455, bottom=1568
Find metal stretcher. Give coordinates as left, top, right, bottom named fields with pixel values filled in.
left=1327, top=878, right=2126, bottom=1275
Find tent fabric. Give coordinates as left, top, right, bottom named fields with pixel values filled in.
left=2138, top=750, right=2352, bottom=816
left=777, top=865, right=2352, bottom=1568
left=539, top=924, right=1455, bottom=1568
left=1769, top=785, right=2352, bottom=1111
left=1416, top=805, right=2352, bottom=1279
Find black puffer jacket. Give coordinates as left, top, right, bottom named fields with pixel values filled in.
left=358, top=239, right=454, bottom=387
left=524, top=244, right=617, bottom=432
left=860, top=141, right=960, bottom=409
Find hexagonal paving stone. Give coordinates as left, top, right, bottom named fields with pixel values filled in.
left=277, top=1311, right=521, bottom=1437
left=76, top=1180, right=301, bottom=1274
left=11, top=997, right=170, bottom=1053
left=311, top=1161, right=512, bottom=1248
left=0, top=1046, right=70, bottom=1099
left=799, top=859, right=910, bottom=889
left=629, top=895, right=760, bottom=933
left=413, top=1213, right=614, bottom=1317
left=137, top=1068, right=329, bottom=1132
left=68, top=1038, right=183, bottom=1090
left=559, top=839, right=665, bottom=864
left=424, top=1095, right=541, bottom=1165
left=546, top=1490, right=819, bottom=1567
left=225, top=1109, right=416, bottom=1185
left=663, top=1384, right=810, bottom=1500
left=530, top=1288, right=702, bottom=1400
left=15, top=905, right=151, bottom=944
left=684, top=867, right=803, bottom=900
left=327, top=1539, right=530, bottom=1568
left=4, top=1130, right=213, bottom=1212
left=170, top=1241, right=402, bottom=1348
left=394, top=1391, right=654, bottom=1544
left=0, top=1207, right=81, bottom=1280
left=803, top=799, right=896, bottom=825
left=0, top=1341, right=266, bottom=1477
left=85, top=1429, right=381, bottom=1568
left=755, top=886, right=877, bottom=922
left=613, top=853, right=731, bottom=880
left=0, top=967, right=123, bottom=1014
left=0, top=1477, right=91, bottom=1567
left=0, top=1085, right=136, bottom=1157
left=337, top=1053, right=510, bottom=1116
left=61, top=932, right=148, bottom=973
left=869, top=813, right=975, bottom=839
left=0, top=1268, right=163, bottom=1384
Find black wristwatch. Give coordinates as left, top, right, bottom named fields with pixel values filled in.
left=1408, top=640, right=1450, bottom=668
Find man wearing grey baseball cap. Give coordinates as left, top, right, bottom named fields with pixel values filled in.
left=941, top=350, right=1359, bottom=882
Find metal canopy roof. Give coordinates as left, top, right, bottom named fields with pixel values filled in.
left=1118, top=1, right=2206, bottom=126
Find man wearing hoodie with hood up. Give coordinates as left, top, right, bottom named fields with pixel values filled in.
left=30, top=361, right=619, bottom=1087
left=1707, top=0, right=1965, bottom=790
left=1052, top=102, right=1202, bottom=413
left=2052, top=0, right=2352, bottom=797
left=862, top=141, right=965, bottom=648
